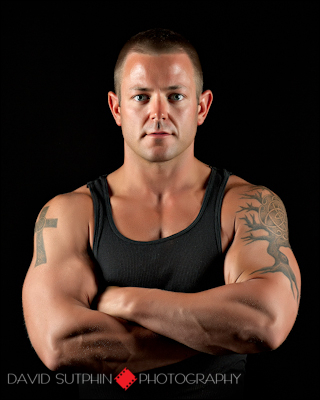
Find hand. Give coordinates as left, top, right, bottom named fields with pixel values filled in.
left=97, top=286, right=131, bottom=319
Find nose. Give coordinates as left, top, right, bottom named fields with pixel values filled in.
left=150, top=93, right=168, bottom=123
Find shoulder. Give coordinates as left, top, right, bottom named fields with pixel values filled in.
left=223, top=174, right=282, bottom=209
left=35, top=184, right=94, bottom=245
left=221, top=175, right=252, bottom=221
left=221, top=174, right=286, bottom=250
left=39, top=184, right=93, bottom=219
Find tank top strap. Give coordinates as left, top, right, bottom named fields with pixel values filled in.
left=87, top=174, right=108, bottom=256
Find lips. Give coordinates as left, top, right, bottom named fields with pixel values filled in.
left=145, top=132, right=171, bottom=137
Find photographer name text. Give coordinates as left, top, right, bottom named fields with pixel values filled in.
left=7, top=372, right=242, bottom=385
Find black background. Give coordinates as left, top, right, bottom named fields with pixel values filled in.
left=1, top=1, right=319, bottom=399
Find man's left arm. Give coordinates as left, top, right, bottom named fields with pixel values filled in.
left=97, top=185, right=301, bottom=355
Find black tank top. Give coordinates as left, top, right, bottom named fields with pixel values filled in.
left=81, top=167, right=247, bottom=399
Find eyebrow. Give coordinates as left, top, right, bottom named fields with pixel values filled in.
left=129, top=85, right=188, bottom=91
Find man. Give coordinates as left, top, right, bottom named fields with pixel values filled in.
left=22, top=29, right=301, bottom=399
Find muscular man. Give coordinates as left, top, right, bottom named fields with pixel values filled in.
left=22, top=29, right=301, bottom=399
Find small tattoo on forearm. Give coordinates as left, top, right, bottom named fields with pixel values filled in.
left=237, top=186, right=299, bottom=301
left=34, top=206, right=57, bottom=267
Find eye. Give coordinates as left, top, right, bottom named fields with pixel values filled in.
left=133, top=94, right=149, bottom=102
left=169, top=93, right=184, bottom=101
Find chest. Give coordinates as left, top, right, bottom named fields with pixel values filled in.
left=109, top=190, right=204, bottom=242
left=96, top=190, right=228, bottom=292
left=107, top=193, right=233, bottom=254
left=89, top=171, right=234, bottom=291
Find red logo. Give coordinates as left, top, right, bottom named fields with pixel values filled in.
left=114, top=368, right=137, bottom=390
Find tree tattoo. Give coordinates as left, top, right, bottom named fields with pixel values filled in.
left=34, top=206, right=58, bottom=267
left=237, top=187, right=299, bottom=301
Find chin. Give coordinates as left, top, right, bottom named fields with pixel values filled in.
left=145, top=155, right=173, bottom=163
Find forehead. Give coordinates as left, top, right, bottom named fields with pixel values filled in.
left=121, top=52, right=196, bottom=89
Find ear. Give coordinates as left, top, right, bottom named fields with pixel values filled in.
left=108, top=91, right=121, bottom=126
left=197, top=90, right=213, bottom=126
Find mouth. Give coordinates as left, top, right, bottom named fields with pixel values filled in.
left=144, top=132, right=172, bottom=137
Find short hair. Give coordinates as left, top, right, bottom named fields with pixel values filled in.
left=114, top=28, right=203, bottom=102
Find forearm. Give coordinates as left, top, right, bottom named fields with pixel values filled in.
left=101, top=280, right=282, bottom=355
left=47, top=305, right=198, bottom=375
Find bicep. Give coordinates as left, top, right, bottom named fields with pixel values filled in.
left=22, top=196, right=98, bottom=356
left=28, top=194, right=97, bottom=299
left=224, top=185, right=301, bottom=334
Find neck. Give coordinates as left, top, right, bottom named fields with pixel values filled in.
left=112, top=146, right=208, bottom=197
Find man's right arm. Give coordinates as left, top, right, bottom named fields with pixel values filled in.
left=22, top=192, right=197, bottom=375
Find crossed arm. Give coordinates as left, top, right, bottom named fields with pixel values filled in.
left=97, top=276, right=295, bottom=356
left=97, top=186, right=301, bottom=354
left=22, top=186, right=300, bottom=375
left=22, top=193, right=198, bottom=375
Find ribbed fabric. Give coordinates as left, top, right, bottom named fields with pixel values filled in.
left=80, top=167, right=247, bottom=399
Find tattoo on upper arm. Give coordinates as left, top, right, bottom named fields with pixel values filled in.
left=236, top=186, right=299, bottom=301
left=34, top=206, right=58, bottom=267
